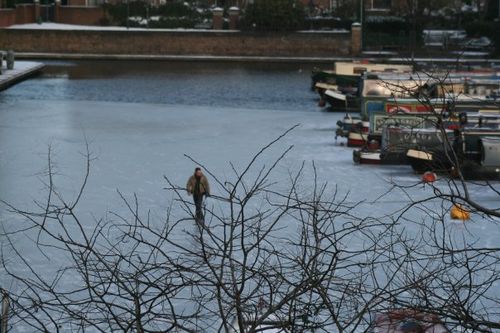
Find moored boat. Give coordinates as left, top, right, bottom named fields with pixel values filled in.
left=407, top=114, right=500, bottom=177
left=311, top=62, right=413, bottom=90
left=314, top=62, right=414, bottom=112
left=353, top=148, right=381, bottom=164
left=347, top=131, right=369, bottom=147
left=346, top=121, right=370, bottom=147
left=323, top=89, right=360, bottom=112
left=358, top=72, right=500, bottom=119
left=405, top=127, right=459, bottom=174
left=335, top=113, right=363, bottom=139
left=408, top=136, right=500, bottom=180
left=381, top=127, right=453, bottom=165
left=460, top=136, right=500, bottom=180
left=407, top=148, right=448, bottom=174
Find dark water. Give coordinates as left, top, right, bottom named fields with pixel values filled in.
left=0, top=60, right=327, bottom=111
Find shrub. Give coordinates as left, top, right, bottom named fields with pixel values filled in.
left=365, top=16, right=408, bottom=34
left=464, top=20, right=496, bottom=38
left=240, top=0, right=306, bottom=32
left=304, top=17, right=353, bottom=31
left=105, top=1, right=148, bottom=26
left=105, top=1, right=202, bottom=27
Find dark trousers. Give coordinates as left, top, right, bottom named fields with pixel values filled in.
left=193, top=194, right=204, bottom=221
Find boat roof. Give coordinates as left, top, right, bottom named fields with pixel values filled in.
left=325, top=89, right=347, bottom=100
left=467, top=111, right=500, bottom=118
left=363, top=71, right=500, bottom=82
left=315, top=82, right=338, bottom=90
left=385, top=127, right=453, bottom=134
left=466, top=79, right=500, bottom=85
left=334, top=62, right=413, bottom=76
left=385, top=96, right=500, bottom=103
left=481, top=136, right=500, bottom=142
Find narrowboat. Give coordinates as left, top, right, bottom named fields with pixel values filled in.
left=353, top=148, right=381, bottom=164
left=380, top=127, right=453, bottom=165
left=314, top=62, right=413, bottom=111
left=323, top=69, right=499, bottom=114
left=407, top=113, right=500, bottom=177
left=402, top=128, right=456, bottom=173
left=335, top=113, right=363, bottom=139
left=460, top=136, right=500, bottom=180
left=334, top=71, right=499, bottom=147
left=347, top=121, right=370, bottom=147
left=341, top=100, right=438, bottom=147
left=323, top=88, right=360, bottom=112
left=354, top=127, right=454, bottom=165
left=344, top=96, right=497, bottom=146
left=311, top=62, right=413, bottom=90
left=358, top=72, right=500, bottom=119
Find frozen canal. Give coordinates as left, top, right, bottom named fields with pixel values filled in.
left=0, top=60, right=432, bottom=220
left=0, top=60, right=499, bottom=250
left=0, top=60, right=499, bottom=330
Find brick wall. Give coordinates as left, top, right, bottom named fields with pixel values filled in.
left=0, top=5, right=35, bottom=28
left=15, top=4, right=36, bottom=25
left=67, top=0, right=87, bottom=6
left=0, top=29, right=353, bottom=56
left=0, top=9, right=16, bottom=27
left=57, top=6, right=105, bottom=25
left=0, top=4, right=105, bottom=27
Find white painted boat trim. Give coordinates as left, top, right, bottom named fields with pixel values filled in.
left=315, top=82, right=338, bottom=90
left=361, top=152, right=381, bottom=160
left=348, top=132, right=368, bottom=140
left=407, top=149, right=433, bottom=161
left=325, top=89, right=347, bottom=101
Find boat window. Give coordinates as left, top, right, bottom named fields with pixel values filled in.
left=366, top=90, right=382, bottom=96
left=353, top=67, right=367, bottom=75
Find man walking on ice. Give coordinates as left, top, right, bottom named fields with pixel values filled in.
left=186, top=167, right=210, bottom=222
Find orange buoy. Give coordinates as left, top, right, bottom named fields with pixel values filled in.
left=422, top=171, right=437, bottom=183
left=450, top=204, right=470, bottom=221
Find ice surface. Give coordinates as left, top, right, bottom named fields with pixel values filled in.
left=0, top=99, right=470, bottom=221
left=1, top=98, right=497, bottom=264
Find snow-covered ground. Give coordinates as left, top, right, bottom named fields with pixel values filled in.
left=0, top=61, right=44, bottom=90
left=7, top=22, right=349, bottom=34
left=7, top=22, right=232, bottom=32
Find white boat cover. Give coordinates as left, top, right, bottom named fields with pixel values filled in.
left=325, top=89, right=347, bottom=101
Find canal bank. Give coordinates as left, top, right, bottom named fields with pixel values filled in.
left=0, top=61, right=44, bottom=91
left=11, top=52, right=500, bottom=65
left=1, top=24, right=499, bottom=65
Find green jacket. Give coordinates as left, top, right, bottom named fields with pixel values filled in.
left=186, top=175, right=210, bottom=196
